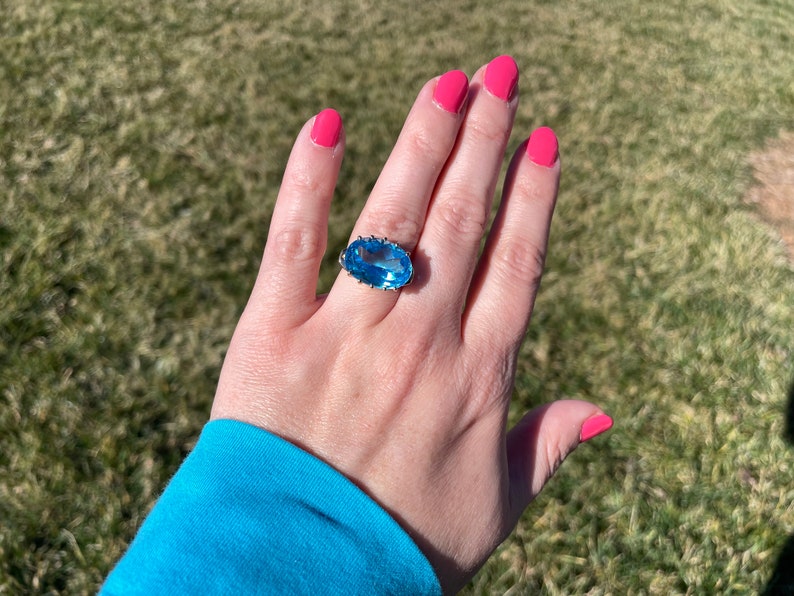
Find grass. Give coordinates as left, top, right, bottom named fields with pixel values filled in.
left=1, top=0, right=793, bottom=593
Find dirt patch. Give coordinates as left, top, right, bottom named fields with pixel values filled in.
left=746, top=132, right=794, bottom=263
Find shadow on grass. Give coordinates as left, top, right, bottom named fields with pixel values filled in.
left=763, top=378, right=794, bottom=596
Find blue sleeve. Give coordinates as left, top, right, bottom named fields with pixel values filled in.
left=101, top=419, right=441, bottom=595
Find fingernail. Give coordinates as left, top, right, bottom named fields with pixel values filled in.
left=580, top=414, right=613, bottom=443
left=526, top=126, right=559, bottom=167
left=311, top=108, right=342, bottom=147
left=484, top=55, right=518, bottom=101
left=433, top=70, right=469, bottom=114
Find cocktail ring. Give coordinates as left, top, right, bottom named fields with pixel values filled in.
left=339, top=236, right=414, bottom=291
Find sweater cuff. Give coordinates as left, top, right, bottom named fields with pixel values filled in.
left=102, top=419, right=441, bottom=595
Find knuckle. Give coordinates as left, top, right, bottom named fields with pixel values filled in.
left=465, top=111, right=511, bottom=145
left=270, top=226, right=324, bottom=262
left=434, top=192, right=489, bottom=239
left=288, top=164, right=324, bottom=196
left=541, top=434, right=568, bottom=480
left=494, top=237, right=546, bottom=290
left=363, top=203, right=424, bottom=243
left=404, top=122, right=448, bottom=164
left=514, top=174, right=556, bottom=209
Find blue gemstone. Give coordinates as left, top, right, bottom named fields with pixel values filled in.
left=339, top=236, right=414, bottom=290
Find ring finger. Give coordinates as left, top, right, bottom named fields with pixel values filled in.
left=325, top=69, right=470, bottom=321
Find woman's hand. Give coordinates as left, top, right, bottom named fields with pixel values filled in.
left=210, top=55, right=612, bottom=593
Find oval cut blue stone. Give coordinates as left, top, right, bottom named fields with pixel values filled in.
left=339, top=236, right=414, bottom=290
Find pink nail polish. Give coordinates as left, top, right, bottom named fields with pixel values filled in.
left=526, top=126, right=559, bottom=167
left=311, top=108, right=342, bottom=147
left=484, top=55, right=518, bottom=102
left=433, top=70, right=469, bottom=114
left=580, top=414, right=613, bottom=443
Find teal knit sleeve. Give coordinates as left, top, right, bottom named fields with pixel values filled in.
left=101, top=419, right=441, bottom=595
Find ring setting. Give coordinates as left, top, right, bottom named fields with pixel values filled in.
left=339, top=236, right=414, bottom=291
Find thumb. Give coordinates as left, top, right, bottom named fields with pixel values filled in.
left=505, top=400, right=613, bottom=522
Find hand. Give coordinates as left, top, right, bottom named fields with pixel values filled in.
left=210, top=55, right=612, bottom=593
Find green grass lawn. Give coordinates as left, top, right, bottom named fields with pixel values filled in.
left=2, top=0, right=794, bottom=593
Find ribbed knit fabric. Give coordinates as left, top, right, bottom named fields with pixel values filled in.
left=101, top=419, right=441, bottom=595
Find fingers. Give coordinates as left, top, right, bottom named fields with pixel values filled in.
left=249, top=109, right=345, bottom=327
left=253, top=57, right=551, bottom=339
left=351, top=70, right=469, bottom=245
left=505, top=400, right=613, bottom=523
left=410, top=56, right=520, bottom=319
left=325, top=70, right=469, bottom=318
left=463, top=127, right=560, bottom=349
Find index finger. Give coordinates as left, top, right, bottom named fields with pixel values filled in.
left=248, top=109, right=345, bottom=328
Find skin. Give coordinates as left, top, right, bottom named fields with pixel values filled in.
left=210, top=59, right=606, bottom=594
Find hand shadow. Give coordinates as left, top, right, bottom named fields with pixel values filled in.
left=763, top=377, right=794, bottom=596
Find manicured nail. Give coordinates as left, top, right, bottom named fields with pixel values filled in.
left=311, top=108, right=342, bottom=147
left=580, top=414, right=613, bottom=443
left=526, top=126, right=559, bottom=167
left=484, top=55, right=518, bottom=101
left=433, top=70, right=469, bottom=114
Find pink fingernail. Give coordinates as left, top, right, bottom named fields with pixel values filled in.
left=526, top=126, right=559, bottom=167
left=484, top=55, right=518, bottom=101
left=433, top=70, right=469, bottom=114
left=311, top=108, right=342, bottom=147
left=579, top=414, right=613, bottom=443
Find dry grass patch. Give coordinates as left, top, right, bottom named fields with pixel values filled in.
left=748, top=132, right=794, bottom=264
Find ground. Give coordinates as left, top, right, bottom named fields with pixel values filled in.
left=749, top=132, right=794, bottom=264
